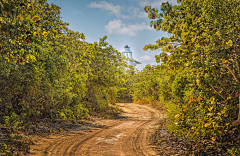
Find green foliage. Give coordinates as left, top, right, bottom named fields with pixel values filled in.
left=58, top=104, right=89, bottom=122
left=3, top=113, right=22, bottom=132
left=73, top=104, right=89, bottom=119
left=141, top=0, right=240, bottom=154
left=0, top=0, right=127, bottom=155
left=0, top=143, right=13, bottom=156
left=0, top=0, right=126, bottom=120
left=171, top=68, right=190, bottom=101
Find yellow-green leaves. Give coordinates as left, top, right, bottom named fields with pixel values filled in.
left=181, top=32, right=188, bottom=43
left=42, top=31, right=48, bottom=37
left=143, top=0, right=240, bottom=153
left=0, top=2, right=128, bottom=155
left=226, top=40, right=233, bottom=47
left=150, top=21, right=153, bottom=27
left=31, top=15, right=40, bottom=23
left=144, top=6, right=151, bottom=12
left=143, top=45, right=148, bottom=51
left=155, top=55, right=160, bottom=63
left=177, top=0, right=182, bottom=3
left=0, top=0, right=51, bottom=65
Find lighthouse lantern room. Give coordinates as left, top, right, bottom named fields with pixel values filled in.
left=122, top=45, right=141, bottom=67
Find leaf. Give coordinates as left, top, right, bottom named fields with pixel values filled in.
left=31, top=15, right=40, bottom=23
left=143, top=45, right=148, bottom=51
left=181, top=33, right=187, bottom=43
left=211, top=137, right=216, bottom=141
left=226, top=40, right=233, bottom=46
left=150, top=21, right=153, bottom=27
left=155, top=55, right=160, bottom=63
left=188, top=97, right=192, bottom=103
left=144, top=6, right=151, bottom=12
left=42, top=31, right=48, bottom=37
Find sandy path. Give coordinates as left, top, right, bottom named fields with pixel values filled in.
left=28, top=103, right=163, bottom=156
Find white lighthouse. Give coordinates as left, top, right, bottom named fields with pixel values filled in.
left=122, top=45, right=141, bottom=67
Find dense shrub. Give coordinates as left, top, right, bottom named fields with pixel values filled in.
left=133, top=0, right=240, bottom=154
left=0, top=0, right=127, bottom=154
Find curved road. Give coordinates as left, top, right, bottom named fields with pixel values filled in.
left=29, top=103, right=163, bottom=156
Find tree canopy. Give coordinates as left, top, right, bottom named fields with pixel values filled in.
left=0, top=0, right=127, bottom=154
left=131, top=0, right=240, bottom=154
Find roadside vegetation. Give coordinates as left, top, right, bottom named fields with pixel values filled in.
left=129, top=0, right=240, bottom=155
left=0, top=0, right=130, bottom=155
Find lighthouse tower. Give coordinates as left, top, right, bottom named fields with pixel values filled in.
left=122, top=45, right=141, bottom=67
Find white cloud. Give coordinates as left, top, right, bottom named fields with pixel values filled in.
left=105, top=19, right=154, bottom=36
left=138, top=0, right=179, bottom=8
left=139, top=55, right=152, bottom=61
left=127, top=7, right=147, bottom=18
left=89, top=1, right=122, bottom=17
left=136, top=63, right=147, bottom=70
left=88, top=1, right=147, bottom=19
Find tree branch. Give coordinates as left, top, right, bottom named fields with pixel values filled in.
left=209, top=84, right=225, bottom=100
left=232, top=89, right=240, bottom=126
left=211, top=72, right=228, bottom=87
left=223, top=63, right=240, bottom=83
left=234, top=56, right=240, bottom=78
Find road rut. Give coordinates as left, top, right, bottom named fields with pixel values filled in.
left=28, top=103, right=163, bottom=156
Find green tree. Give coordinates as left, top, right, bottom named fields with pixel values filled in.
left=0, top=1, right=127, bottom=154
left=143, top=0, right=240, bottom=154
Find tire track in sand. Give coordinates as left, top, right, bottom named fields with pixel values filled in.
left=69, top=122, right=124, bottom=156
left=30, top=103, right=162, bottom=156
left=44, top=121, right=121, bottom=156
left=70, top=104, right=161, bottom=156
left=122, top=106, right=160, bottom=156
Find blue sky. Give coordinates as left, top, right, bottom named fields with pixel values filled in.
left=47, top=0, right=178, bottom=70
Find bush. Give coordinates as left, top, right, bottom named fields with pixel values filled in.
left=58, top=104, right=89, bottom=122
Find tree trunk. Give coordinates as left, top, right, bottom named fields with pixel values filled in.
left=232, top=93, right=240, bottom=126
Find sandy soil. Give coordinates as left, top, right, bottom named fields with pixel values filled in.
left=27, top=103, right=164, bottom=156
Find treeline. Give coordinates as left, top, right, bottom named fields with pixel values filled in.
left=130, top=0, right=240, bottom=155
left=0, top=0, right=128, bottom=154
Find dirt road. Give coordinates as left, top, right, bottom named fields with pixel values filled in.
left=29, top=103, right=164, bottom=156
